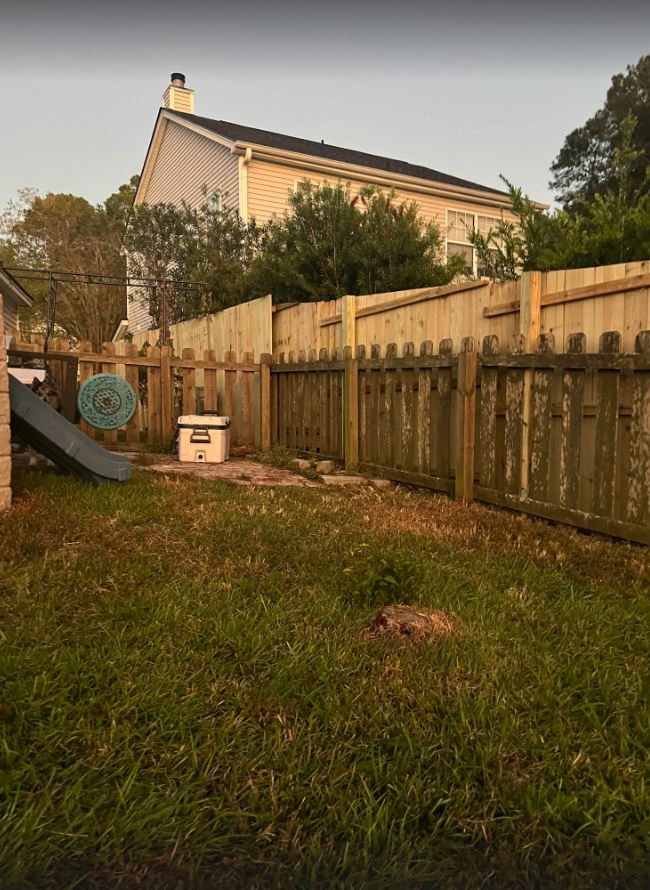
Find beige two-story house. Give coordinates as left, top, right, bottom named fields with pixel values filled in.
left=129, top=73, right=522, bottom=333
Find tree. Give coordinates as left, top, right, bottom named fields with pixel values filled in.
left=471, top=116, right=650, bottom=281
left=123, top=192, right=258, bottom=325
left=550, top=54, right=650, bottom=205
left=246, top=182, right=465, bottom=302
left=104, top=175, right=140, bottom=226
left=4, top=191, right=127, bottom=348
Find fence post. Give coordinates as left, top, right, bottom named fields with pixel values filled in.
left=343, top=344, right=359, bottom=470
left=341, top=295, right=356, bottom=354
left=519, top=271, right=542, bottom=497
left=159, top=345, right=173, bottom=448
left=260, top=353, right=272, bottom=451
left=101, top=343, right=118, bottom=447
left=455, top=338, right=477, bottom=504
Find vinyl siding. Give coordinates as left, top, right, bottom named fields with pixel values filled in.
left=142, top=120, right=239, bottom=211
left=129, top=121, right=241, bottom=332
left=127, top=286, right=154, bottom=336
left=246, top=158, right=516, bottom=230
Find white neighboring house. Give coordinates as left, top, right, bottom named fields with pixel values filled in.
left=125, top=73, right=538, bottom=335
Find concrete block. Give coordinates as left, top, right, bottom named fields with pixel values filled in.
left=293, top=458, right=313, bottom=471
left=321, top=474, right=366, bottom=486
left=371, top=478, right=394, bottom=490
left=0, top=487, right=10, bottom=512
left=0, top=455, right=11, bottom=488
left=0, top=424, right=10, bottom=456
left=315, top=459, right=335, bottom=475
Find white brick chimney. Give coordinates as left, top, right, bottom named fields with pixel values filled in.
left=162, top=73, right=194, bottom=114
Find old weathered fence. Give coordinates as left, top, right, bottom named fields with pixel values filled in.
left=270, top=351, right=344, bottom=459
left=8, top=340, right=261, bottom=450
left=269, top=332, right=650, bottom=544
left=475, top=330, right=650, bottom=544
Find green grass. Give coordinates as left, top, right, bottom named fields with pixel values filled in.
left=1, top=467, right=649, bottom=889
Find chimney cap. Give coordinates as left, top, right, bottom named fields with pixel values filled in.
left=170, top=72, right=186, bottom=87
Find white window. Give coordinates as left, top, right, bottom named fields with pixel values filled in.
left=446, top=210, right=476, bottom=274
left=476, top=215, right=504, bottom=278
left=477, top=214, right=502, bottom=239
left=207, top=190, right=222, bottom=211
left=446, top=210, right=507, bottom=276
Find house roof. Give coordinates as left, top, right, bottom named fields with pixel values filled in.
left=0, top=266, right=33, bottom=307
left=165, top=109, right=510, bottom=198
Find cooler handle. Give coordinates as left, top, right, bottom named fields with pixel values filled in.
left=190, top=427, right=211, bottom=443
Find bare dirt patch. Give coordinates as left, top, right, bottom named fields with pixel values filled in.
left=362, top=604, right=455, bottom=644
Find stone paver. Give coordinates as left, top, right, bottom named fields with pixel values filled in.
left=143, top=456, right=318, bottom=487
left=321, top=474, right=366, bottom=486
left=371, top=478, right=394, bottom=490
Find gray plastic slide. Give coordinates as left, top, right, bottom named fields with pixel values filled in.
left=9, top=374, right=131, bottom=486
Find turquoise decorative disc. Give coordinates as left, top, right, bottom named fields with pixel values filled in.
left=77, top=373, right=137, bottom=430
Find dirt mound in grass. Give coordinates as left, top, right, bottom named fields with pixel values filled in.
left=362, top=604, right=454, bottom=644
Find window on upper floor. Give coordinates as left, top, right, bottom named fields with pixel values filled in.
left=446, top=210, right=507, bottom=277
left=446, top=210, right=476, bottom=274
left=207, top=190, right=222, bottom=212
left=476, top=214, right=504, bottom=277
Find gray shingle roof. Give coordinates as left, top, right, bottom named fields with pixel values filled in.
left=166, top=110, right=508, bottom=197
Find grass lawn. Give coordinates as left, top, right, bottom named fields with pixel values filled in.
left=1, top=466, right=649, bottom=889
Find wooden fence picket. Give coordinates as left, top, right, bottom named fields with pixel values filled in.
left=123, top=343, right=141, bottom=445
left=203, top=350, right=217, bottom=413
left=455, top=338, right=477, bottom=504
left=146, top=345, right=162, bottom=444
left=479, top=335, right=499, bottom=490
left=436, top=339, right=453, bottom=482
left=417, top=341, right=433, bottom=474
left=559, top=333, right=586, bottom=510
left=181, top=347, right=197, bottom=416
left=528, top=334, right=554, bottom=502
left=591, top=332, right=622, bottom=517
left=626, top=331, right=650, bottom=524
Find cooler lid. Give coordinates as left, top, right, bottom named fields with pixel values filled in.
left=177, top=415, right=230, bottom=428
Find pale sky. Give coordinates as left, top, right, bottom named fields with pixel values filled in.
left=2, top=0, right=649, bottom=211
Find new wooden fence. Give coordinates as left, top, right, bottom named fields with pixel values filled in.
left=129, top=261, right=650, bottom=362
left=269, top=332, right=650, bottom=545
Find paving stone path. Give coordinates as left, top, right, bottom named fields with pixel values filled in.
left=142, top=456, right=319, bottom=487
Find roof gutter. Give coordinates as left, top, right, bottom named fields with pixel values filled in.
left=230, top=141, right=547, bottom=211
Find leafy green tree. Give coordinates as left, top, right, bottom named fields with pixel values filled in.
left=3, top=190, right=126, bottom=347
left=104, top=175, right=140, bottom=226
left=123, top=191, right=259, bottom=324
left=247, top=182, right=464, bottom=302
left=471, top=115, right=650, bottom=281
left=551, top=54, right=650, bottom=205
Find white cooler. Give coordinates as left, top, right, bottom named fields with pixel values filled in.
left=177, top=415, right=231, bottom=463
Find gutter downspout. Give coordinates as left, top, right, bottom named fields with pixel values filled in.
left=238, top=147, right=252, bottom=223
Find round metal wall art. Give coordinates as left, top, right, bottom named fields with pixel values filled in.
left=77, top=373, right=137, bottom=430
